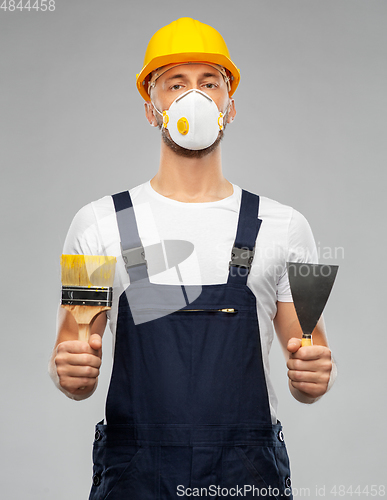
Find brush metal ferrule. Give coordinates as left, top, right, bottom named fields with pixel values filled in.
left=61, top=286, right=113, bottom=307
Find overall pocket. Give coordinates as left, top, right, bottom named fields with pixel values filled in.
left=222, top=445, right=285, bottom=499
left=89, top=446, right=158, bottom=500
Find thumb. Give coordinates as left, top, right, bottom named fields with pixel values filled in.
left=89, top=333, right=102, bottom=354
left=287, top=337, right=302, bottom=354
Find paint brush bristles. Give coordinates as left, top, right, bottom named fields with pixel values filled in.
left=60, top=255, right=117, bottom=341
left=60, top=255, right=116, bottom=288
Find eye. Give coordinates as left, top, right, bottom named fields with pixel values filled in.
left=170, top=84, right=184, bottom=91
left=203, top=83, right=218, bottom=89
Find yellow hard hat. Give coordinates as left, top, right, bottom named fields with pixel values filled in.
left=136, top=17, right=240, bottom=101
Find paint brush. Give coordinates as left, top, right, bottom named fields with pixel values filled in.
left=61, top=255, right=117, bottom=341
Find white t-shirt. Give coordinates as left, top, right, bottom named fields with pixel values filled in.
left=62, top=181, right=318, bottom=423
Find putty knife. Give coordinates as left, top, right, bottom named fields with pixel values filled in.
left=286, top=263, right=339, bottom=346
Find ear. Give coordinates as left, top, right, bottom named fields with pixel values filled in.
left=144, top=101, right=158, bottom=127
left=226, top=98, right=236, bottom=123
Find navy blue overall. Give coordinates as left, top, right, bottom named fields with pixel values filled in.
left=89, top=190, right=293, bottom=499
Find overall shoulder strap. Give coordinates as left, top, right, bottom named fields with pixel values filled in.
left=227, top=189, right=262, bottom=285
left=112, top=191, right=149, bottom=283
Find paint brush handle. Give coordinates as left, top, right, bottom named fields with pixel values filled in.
left=78, top=323, right=91, bottom=342
left=61, top=304, right=110, bottom=341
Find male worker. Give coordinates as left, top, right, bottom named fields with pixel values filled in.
left=50, top=17, right=335, bottom=499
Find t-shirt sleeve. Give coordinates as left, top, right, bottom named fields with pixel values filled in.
left=62, top=203, right=103, bottom=256
left=277, top=209, right=318, bottom=302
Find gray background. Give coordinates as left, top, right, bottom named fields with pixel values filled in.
left=1, top=0, right=386, bottom=498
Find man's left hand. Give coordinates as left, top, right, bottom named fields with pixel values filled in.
left=287, top=338, right=332, bottom=400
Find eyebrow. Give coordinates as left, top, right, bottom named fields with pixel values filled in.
left=165, top=72, right=221, bottom=82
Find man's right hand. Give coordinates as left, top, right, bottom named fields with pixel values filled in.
left=50, top=306, right=107, bottom=399
left=54, top=333, right=102, bottom=397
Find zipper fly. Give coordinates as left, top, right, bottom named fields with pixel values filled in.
left=136, top=308, right=238, bottom=314
left=179, top=308, right=237, bottom=313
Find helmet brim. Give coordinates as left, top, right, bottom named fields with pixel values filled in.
left=136, top=52, right=240, bottom=101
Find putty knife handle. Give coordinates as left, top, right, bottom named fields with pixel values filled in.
left=301, top=333, right=312, bottom=347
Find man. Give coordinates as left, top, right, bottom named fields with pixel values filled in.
left=50, top=17, right=335, bottom=499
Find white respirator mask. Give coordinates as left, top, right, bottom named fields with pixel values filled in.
left=152, top=89, right=227, bottom=151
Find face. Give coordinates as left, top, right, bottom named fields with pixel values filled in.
left=145, top=64, right=236, bottom=158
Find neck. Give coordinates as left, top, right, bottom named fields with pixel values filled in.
left=150, top=142, right=233, bottom=203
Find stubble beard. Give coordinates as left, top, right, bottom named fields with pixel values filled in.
left=154, top=112, right=228, bottom=159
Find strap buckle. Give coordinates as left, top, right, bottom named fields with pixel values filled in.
left=229, top=246, right=255, bottom=273
left=121, top=244, right=147, bottom=269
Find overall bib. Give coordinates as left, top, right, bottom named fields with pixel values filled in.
left=89, top=190, right=293, bottom=499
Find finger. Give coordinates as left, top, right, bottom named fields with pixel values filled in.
left=288, top=356, right=332, bottom=375
left=58, top=363, right=100, bottom=378
left=56, top=351, right=102, bottom=369
left=287, top=338, right=302, bottom=353
left=288, top=369, right=322, bottom=384
left=68, top=352, right=102, bottom=368
left=290, top=380, right=326, bottom=398
left=287, top=357, right=318, bottom=372
left=291, top=345, right=331, bottom=361
left=57, top=340, right=96, bottom=355
left=60, top=361, right=99, bottom=377
left=75, top=381, right=96, bottom=394
left=59, top=376, right=96, bottom=394
left=89, top=333, right=102, bottom=354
